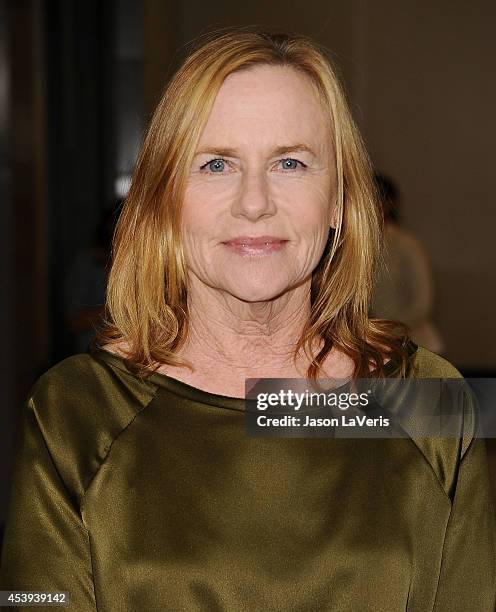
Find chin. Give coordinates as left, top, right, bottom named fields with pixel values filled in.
left=225, top=278, right=290, bottom=303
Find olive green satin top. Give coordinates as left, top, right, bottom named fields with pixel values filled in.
left=1, top=342, right=495, bottom=611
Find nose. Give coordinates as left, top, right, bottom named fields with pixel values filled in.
left=230, top=168, right=277, bottom=221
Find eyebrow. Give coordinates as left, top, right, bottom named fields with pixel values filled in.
left=193, top=143, right=317, bottom=158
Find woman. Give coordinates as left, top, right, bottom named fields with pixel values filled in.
left=2, top=29, right=495, bottom=611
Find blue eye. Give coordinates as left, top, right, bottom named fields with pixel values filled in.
left=280, top=158, right=305, bottom=171
left=201, top=158, right=226, bottom=173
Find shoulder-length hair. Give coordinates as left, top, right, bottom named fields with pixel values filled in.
left=92, top=27, right=411, bottom=380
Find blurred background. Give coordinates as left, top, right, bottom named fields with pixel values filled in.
left=1, top=0, right=495, bottom=540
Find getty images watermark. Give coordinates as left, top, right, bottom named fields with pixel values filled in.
left=243, top=377, right=496, bottom=438
left=254, top=387, right=384, bottom=428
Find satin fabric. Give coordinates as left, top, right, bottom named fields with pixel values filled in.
left=1, top=341, right=495, bottom=611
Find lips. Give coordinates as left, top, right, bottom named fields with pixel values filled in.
left=223, top=236, right=287, bottom=246
left=222, top=236, right=288, bottom=257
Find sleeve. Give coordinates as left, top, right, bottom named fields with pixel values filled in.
left=432, top=434, right=496, bottom=611
left=0, top=394, right=97, bottom=611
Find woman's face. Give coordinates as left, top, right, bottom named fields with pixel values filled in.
left=182, top=64, right=337, bottom=302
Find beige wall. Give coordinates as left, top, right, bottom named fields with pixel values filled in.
left=145, top=0, right=496, bottom=369
left=356, top=1, right=496, bottom=369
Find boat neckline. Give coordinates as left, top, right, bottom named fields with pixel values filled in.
left=89, top=340, right=418, bottom=412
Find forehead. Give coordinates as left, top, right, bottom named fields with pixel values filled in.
left=197, top=64, right=330, bottom=151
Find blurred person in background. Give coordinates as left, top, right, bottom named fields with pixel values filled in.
left=370, top=173, right=445, bottom=354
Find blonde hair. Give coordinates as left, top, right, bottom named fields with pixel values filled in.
left=92, top=27, right=411, bottom=380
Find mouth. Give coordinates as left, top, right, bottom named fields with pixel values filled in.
left=221, top=236, right=289, bottom=257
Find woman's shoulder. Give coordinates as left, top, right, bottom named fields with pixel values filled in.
left=21, top=350, right=160, bottom=502
left=405, top=343, right=478, bottom=470
left=410, top=344, right=463, bottom=379
left=29, top=349, right=158, bottom=411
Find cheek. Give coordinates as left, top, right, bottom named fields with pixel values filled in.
left=180, top=191, right=223, bottom=278
left=181, top=181, right=235, bottom=241
left=285, top=182, right=332, bottom=230
left=287, top=188, right=333, bottom=265
left=182, top=185, right=210, bottom=226
left=180, top=197, right=203, bottom=261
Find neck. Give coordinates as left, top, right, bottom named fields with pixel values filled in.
left=178, top=274, right=314, bottom=379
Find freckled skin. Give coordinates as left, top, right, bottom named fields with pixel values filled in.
left=156, top=65, right=352, bottom=394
